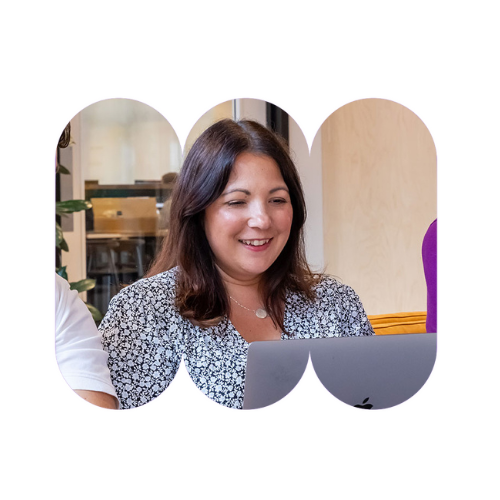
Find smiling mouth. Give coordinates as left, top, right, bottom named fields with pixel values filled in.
left=239, top=238, right=272, bottom=247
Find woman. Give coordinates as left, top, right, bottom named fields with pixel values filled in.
left=99, top=119, right=374, bottom=410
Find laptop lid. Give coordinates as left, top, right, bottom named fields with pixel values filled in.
left=242, top=333, right=437, bottom=410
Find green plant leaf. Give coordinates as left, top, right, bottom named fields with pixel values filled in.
left=56, top=200, right=92, bottom=215
left=69, top=278, right=96, bottom=293
left=60, top=238, right=69, bottom=252
left=56, top=222, right=64, bottom=247
left=86, top=302, right=103, bottom=322
left=56, top=266, right=68, bottom=280
left=57, top=164, right=70, bottom=175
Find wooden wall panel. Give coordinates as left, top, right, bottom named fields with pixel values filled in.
left=322, top=99, right=436, bottom=315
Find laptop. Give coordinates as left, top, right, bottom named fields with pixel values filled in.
left=242, top=333, right=437, bottom=410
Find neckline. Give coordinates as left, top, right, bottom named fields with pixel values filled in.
left=225, top=293, right=291, bottom=345
left=225, top=317, right=286, bottom=345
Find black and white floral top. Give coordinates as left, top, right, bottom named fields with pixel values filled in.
left=99, top=267, right=374, bottom=410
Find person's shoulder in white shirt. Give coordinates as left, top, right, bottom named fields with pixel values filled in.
left=55, top=273, right=118, bottom=409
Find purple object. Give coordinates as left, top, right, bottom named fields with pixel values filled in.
left=422, top=219, right=437, bottom=333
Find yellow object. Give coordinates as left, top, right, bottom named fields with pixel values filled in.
left=368, top=312, right=427, bottom=335
left=91, top=197, right=158, bottom=235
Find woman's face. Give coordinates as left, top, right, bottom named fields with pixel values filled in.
left=204, top=152, right=294, bottom=284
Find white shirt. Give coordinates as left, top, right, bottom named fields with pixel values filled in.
left=55, top=273, right=118, bottom=400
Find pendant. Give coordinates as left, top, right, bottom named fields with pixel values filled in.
left=255, top=308, right=268, bottom=319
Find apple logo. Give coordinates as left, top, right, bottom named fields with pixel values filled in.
left=354, top=397, right=373, bottom=409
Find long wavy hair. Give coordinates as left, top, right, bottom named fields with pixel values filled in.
left=147, top=119, right=318, bottom=331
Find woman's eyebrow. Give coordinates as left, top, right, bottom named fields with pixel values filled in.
left=221, top=188, right=251, bottom=196
left=221, top=186, right=289, bottom=196
left=269, top=186, right=289, bottom=194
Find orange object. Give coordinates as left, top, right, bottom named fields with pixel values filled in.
left=91, top=197, right=158, bottom=235
left=368, top=312, right=427, bottom=335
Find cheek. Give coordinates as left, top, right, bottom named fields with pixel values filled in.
left=205, top=209, right=241, bottom=244
left=281, top=208, right=294, bottom=234
left=215, top=213, right=241, bottom=237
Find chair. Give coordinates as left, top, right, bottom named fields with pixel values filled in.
left=86, top=239, right=121, bottom=315
left=116, top=237, right=146, bottom=281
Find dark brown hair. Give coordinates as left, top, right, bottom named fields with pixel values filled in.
left=147, top=119, right=317, bottom=330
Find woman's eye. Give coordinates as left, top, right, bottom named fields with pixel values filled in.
left=270, top=198, right=287, bottom=204
left=227, top=200, right=246, bottom=206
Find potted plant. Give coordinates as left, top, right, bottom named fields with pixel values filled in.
left=56, top=124, right=102, bottom=322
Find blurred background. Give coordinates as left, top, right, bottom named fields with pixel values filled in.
left=56, top=97, right=436, bottom=326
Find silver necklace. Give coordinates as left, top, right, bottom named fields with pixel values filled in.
left=229, top=296, right=268, bottom=319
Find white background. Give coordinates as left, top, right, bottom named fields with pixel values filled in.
left=1, top=1, right=499, bottom=498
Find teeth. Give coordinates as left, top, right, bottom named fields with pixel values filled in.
left=240, top=239, right=270, bottom=246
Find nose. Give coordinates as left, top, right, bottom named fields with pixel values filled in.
left=247, top=202, right=271, bottom=230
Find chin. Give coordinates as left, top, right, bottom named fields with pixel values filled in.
left=243, top=262, right=276, bottom=278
